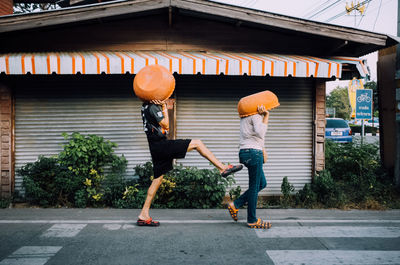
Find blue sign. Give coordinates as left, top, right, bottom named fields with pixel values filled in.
left=355, top=89, right=372, bottom=119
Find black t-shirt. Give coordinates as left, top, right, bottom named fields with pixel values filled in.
left=141, top=103, right=167, bottom=142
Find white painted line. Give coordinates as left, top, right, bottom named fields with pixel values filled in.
left=42, top=224, right=87, bottom=237
left=0, top=246, right=62, bottom=265
left=256, top=226, right=400, bottom=238
left=0, top=219, right=400, bottom=224
left=122, top=224, right=135, bottom=230
left=103, top=224, right=122, bottom=230
left=266, top=250, right=400, bottom=265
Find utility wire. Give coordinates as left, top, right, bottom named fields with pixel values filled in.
left=303, top=0, right=334, bottom=18
left=325, top=0, right=372, bottom=23
left=357, top=1, right=370, bottom=27
left=373, top=0, right=383, bottom=30
left=307, top=0, right=343, bottom=19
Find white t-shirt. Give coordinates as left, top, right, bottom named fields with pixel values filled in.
left=239, top=114, right=268, bottom=150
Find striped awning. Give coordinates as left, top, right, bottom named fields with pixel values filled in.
left=0, top=51, right=368, bottom=78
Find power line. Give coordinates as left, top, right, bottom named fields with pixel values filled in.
left=373, top=0, right=383, bottom=30
left=302, top=0, right=334, bottom=18
left=307, top=0, right=343, bottom=19
left=325, top=0, right=372, bottom=23
left=357, top=1, right=370, bottom=27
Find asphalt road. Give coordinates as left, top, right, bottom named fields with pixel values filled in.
left=1, top=208, right=400, bottom=265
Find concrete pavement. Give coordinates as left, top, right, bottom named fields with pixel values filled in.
left=0, top=208, right=400, bottom=265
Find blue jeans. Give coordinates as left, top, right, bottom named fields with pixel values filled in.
left=234, top=149, right=267, bottom=223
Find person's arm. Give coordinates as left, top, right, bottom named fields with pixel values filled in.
left=257, top=105, right=270, bottom=125
left=150, top=100, right=169, bottom=131
left=257, top=105, right=269, bottom=163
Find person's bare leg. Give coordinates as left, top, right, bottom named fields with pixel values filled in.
left=138, top=176, right=163, bottom=220
left=187, top=139, right=227, bottom=173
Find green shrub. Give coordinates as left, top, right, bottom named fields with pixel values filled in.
left=0, top=198, right=11, bottom=208
left=74, top=189, right=87, bottom=208
left=134, top=162, right=235, bottom=208
left=325, top=140, right=384, bottom=202
left=294, top=170, right=344, bottom=208
left=134, top=161, right=153, bottom=188
left=18, top=156, right=78, bottom=207
left=295, top=183, right=317, bottom=208
left=59, top=132, right=128, bottom=206
left=18, top=133, right=128, bottom=208
left=59, top=132, right=126, bottom=176
left=349, top=125, right=379, bottom=134
left=312, top=170, right=345, bottom=208
left=168, top=165, right=235, bottom=208
left=229, top=186, right=242, bottom=201
left=281, top=176, right=295, bottom=208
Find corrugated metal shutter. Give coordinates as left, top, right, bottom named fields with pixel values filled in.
left=14, top=76, right=149, bottom=192
left=175, top=75, right=313, bottom=195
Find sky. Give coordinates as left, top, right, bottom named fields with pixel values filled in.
left=211, top=0, right=398, bottom=92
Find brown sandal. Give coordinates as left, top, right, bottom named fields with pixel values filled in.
left=227, top=204, right=238, bottom=222
left=247, top=218, right=271, bottom=229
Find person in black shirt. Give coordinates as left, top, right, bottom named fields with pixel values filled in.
left=137, top=99, right=243, bottom=226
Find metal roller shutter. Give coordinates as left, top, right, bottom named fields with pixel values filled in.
left=175, top=75, right=313, bottom=195
left=14, top=76, right=149, bottom=192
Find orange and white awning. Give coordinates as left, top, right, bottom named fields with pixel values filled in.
left=0, top=51, right=367, bottom=78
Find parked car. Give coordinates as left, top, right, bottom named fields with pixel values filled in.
left=365, top=117, right=379, bottom=128
left=325, top=118, right=352, bottom=143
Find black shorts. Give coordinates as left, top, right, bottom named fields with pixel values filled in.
left=148, top=139, right=191, bottom=178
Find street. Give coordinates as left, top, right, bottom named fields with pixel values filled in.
left=0, top=209, right=400, bottom=265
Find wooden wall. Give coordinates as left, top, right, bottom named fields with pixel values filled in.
left=0, top=83, right=13, bottom=198
left=0, top=11, right=346, bottom=55
left=314, top=79, right=326, bottom=173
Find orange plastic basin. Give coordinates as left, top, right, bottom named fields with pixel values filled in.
left=133, top=65, right=175, bottom=102
left=237, top=91, right=280, bottom=117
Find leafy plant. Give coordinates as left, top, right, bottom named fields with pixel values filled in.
left=295, top=183, right=317, bottom=208
left=18, top=156, right=78, bottom=207
left=59, top=132, right=124, bottom=176
left=134, top=162, right=236, bottom=209
left=281, top=176, right=295, bottom=208
left=167, top=165, right=235, bottom=208
left=325, top=139, right=383, bottom=202
left=59, top=132, right=128, bottom=207
left=0, top=198, right=11, bottom=208
left=229, top=186, right=242, bottom=201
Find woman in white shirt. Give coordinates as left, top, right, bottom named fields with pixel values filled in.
left=227, top=105, right=271, bottom=229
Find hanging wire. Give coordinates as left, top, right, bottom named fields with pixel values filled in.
left=307, top=0, right=343, bottom=19
left=373, top=0, right=383, bottom=30
left=325, top=0, right=372, bottom=23
left=302, top=0, right=334, bottom=18
left=356, top=1, right=370, bottom=27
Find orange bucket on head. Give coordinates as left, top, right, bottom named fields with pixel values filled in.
left=133, top=64, right=176, bottom=102
left=237, top=90, right=280, bottom=118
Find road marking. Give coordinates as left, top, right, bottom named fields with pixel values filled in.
left=103, top=224, right=135, bottom=230
left=256, top=226, right=400, bottom=238
left=0, top=246, right=62, bottom=265
left=103, top=224, right=121, bottom=230
left=266, top=250, right=400, bottom=265
left=122, top=224, right=135, bottom=230
left=1, top=219, right=400, bottom=224
left=42, top=224, right=87, bottom=237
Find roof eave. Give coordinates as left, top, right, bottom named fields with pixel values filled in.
left=0, top=0, right=394, bottom=50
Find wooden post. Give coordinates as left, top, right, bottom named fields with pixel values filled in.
left=0, top=83, right=13, bottom=198
left=314, top=79, right=326, bottom=173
